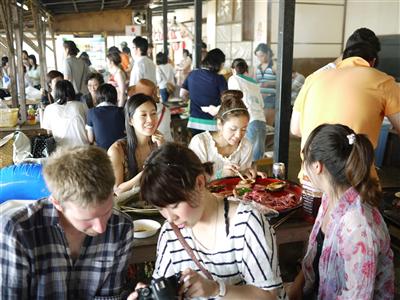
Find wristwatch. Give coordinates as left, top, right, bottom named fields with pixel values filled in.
left=214, top=280, right=226, bottom=298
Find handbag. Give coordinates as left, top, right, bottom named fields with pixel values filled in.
left=31, top=134, right=56, bottom=158
left=159, top=67, right=176, bottom=95
left=170, top=223, right=213, bottom=280
left=166, top=82, right=176, bottom=95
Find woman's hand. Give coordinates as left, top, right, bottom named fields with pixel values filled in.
left=179, top=268, right=219, bottom=299
left=222, top=163, right=240, bottom=178
left=127, top=282, right=147, bottom=300
left=151, top=130, right=165, bottom=147
left=242, top=167, right=257, bottom=179
left=288, top=270, right=305, bottom=300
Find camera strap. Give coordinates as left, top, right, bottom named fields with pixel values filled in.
left=170, top=223, right=213, bottom=280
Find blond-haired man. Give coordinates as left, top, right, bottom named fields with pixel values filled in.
left=0, top=146, right=134, bottom=299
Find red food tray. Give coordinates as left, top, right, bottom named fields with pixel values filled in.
left=208, top=177, right=303, bottom=214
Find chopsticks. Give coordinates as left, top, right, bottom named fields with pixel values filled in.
left=235, top=170, right=246, bottom=181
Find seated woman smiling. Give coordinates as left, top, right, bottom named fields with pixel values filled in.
left=189, top=90, right=255, bottom=180
left=128, top=143, right=287, bottom=300
left=107, top=93, right=164, bottom=195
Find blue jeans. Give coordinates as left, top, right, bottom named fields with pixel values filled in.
left=246, top=120, right=267, bottom=161
left=160, top=88, right=169, bottom=103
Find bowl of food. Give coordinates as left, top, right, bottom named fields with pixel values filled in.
left=133, top=219, right=161, bottom=238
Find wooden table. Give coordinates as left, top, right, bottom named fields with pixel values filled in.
left=130, top=209, right=313, bottom=264
left=0, top=123, right=46, bottom=139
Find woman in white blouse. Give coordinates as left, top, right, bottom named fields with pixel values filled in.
left=42, top=80, right=88, bottom=147
left=189, top=90, right=255, bottom=180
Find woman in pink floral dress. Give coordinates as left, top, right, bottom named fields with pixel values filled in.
left=289, top=124, right=394, bottom=300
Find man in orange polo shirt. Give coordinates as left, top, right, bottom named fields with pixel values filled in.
left=291, top=41, right=400, bottom=179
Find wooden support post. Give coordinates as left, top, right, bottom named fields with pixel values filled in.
left=23, top=34, right=40, bottom=53
left=194, top=0, right=202, bottom=69
left=162, top=0, right=168, bottom=55
left=0, top=0, right=18, bottom=107
left=49, top=17, right=57, bottom=70
left=39, top=14, right=47, bottom=89
left=30, top=0, right=46, bottom=93
left=13, top=0, right=26, bottom=122
left=146, top=6, right=152, bottom=45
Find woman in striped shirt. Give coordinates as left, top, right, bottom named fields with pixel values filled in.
left=254, top=43, right=277, bottom=126
left=129, top=143, right=286, bottom=300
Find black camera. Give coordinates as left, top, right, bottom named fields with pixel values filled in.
left=137, top=273, right=181, bottom=300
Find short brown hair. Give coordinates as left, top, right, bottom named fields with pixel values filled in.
left=43, top=146, right=115, bottom=207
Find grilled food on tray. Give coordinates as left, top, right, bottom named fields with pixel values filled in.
left=265, top=181, right=287, bottom=192
left=235, top=178, right=256, bottom=196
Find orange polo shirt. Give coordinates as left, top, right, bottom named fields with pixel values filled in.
left=120, top=52, right=130, bottom=73
left=294, top=56, right=400, bottom=179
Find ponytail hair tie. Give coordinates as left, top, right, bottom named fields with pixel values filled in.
left=347, top=133, right=356, bottom=145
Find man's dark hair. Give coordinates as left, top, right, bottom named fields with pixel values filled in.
left=46, top=70, right=64, bottom=87
left=132, top=36, right=148, bottom=56
left=345, top=27, right=380, bottom=53
left=156, top=52, right=168, bottom=65
left=342, top=42, right=378, bottom=63
left=201, top=48, right=225, bottom=73
left=96, top=83, right=118, bottom=105
left=86, top=72, right=104, bottom=85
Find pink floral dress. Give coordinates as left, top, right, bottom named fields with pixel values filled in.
left=302, top=187, right=394, bottom=299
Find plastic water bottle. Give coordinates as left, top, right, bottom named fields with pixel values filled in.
left=27, top=105, right=36, bottom=125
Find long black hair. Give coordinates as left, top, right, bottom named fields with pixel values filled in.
left=28, top=55, right=38, bottom=70
left=124, top=93, right=157, bottom=178
left=303, top=124, right=381, bottom=207
left=140, top=143, right=213, bottom=207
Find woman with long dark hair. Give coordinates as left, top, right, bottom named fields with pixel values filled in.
left=289, top=124, right=394, bottom=300
left=27, top=54, right=41, bottom=90
left=107, top=93, right=164, bottom=195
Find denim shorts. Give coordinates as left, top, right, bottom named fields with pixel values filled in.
left=264, top=95, right=276, bottom=109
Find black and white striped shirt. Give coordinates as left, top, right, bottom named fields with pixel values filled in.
left=154, top=203, right=287, bottom=299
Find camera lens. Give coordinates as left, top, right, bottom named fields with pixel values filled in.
left=141, top=287, right=151, bottom=297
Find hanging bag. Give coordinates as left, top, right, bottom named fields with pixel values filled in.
left=170, top=223, right=213, bottom=280
left=31, top=134, right=56, bottom=158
